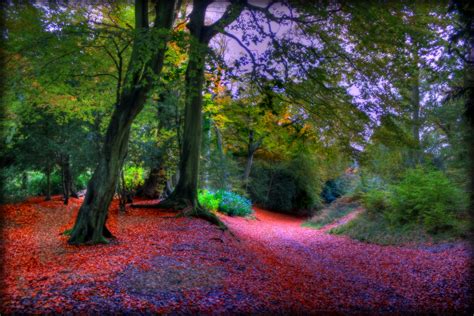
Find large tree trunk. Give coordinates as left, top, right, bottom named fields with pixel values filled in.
left=456, top=0, right=474, bottom=257
left=146, top=0, right=245, bottom=230
left=138, top=166, right=167, bottom=199
left=68, top=0, right=177, bottom=245
left=453, top=5, right=474, bottom=307
left=160, top=3, right=208, bottom=210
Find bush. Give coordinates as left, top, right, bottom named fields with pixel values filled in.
left=218, top=191, right=253, bottom=216
left=198, top=189, right=221, bottom=211
left=198, top=189, right=253, bottom=217
left=123, top=166, right=145, bottom=190
left=362, top=189, right=389, bottom=216
left=386, top=168, right=467, bottom=233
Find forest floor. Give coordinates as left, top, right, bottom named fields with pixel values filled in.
left=0, top=196, right=472, bottom=314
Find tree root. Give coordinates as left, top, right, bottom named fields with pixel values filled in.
left=133, top=197, right=228, bottom=230
left=183, top=206, right=227, bottom=231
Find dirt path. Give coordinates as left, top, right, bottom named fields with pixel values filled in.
left=222, top=207, right=472, bottom=313
left=0, top=198, right=472, bottom=314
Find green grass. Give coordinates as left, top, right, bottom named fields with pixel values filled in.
left=329, top=212, right=468, bottom=246
left=302, top=198, right=360, bottom=229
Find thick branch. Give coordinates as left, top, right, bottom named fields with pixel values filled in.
left=202, top=0, right=247, bottom=42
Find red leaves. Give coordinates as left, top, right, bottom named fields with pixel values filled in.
left=0, top=197, right=471, bottom=314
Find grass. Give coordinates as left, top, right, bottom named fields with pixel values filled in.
left=329, top=212, right=468, bottom=246
left=302, top=197, right=360, bottom=229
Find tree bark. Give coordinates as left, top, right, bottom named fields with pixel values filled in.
left=139, top=167, right=164, bottom=199
left=61, top=154, right=73, bottom=205
left=214, top=123, right=228, bottom=190
left=68, top=0, right=177, bottom=245
left=159, top=1, right=209, bottom=210
left=45, top=166, right=51, bottom=201
left=159, top=0, right=245, bottom=212
left=410, top=50, right=422, bottom=167
left=455, top=0, right=474, bottom=259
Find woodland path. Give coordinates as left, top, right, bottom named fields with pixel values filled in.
left=0, top=197, right=471, bottom=314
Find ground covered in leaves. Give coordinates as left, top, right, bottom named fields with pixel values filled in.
left=0, top=196, right=472, bottom=314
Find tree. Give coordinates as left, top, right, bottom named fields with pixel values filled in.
left=68, top=0, right=178, bottom=245
left=451, top=0, right=474, bottom=243
left=152, top=0, right=246, bottom=228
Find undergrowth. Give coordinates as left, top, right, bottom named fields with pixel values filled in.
left=329, top=212, right=468, bottom=245
left=198, top=189, right=253, bottom=217
left=302, top=198, right=360, bottom=229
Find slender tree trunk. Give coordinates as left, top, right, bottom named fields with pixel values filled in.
left=410, top=52, right=422, bottom=167
left=243, top=151, right=254, bottom=189
left=45, top=166, right=51, bottom=201
left=68, top=0, right=177, bottom=245
left=214, top=123, right=228, bottom=189
left=265, top=169, right=274, bottom=209
left=61, top=154, right=73, bottom=205
left=243, top=130, right=258, bottom=189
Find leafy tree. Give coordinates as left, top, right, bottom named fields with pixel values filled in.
left=68, top=0, right=179, bottom=244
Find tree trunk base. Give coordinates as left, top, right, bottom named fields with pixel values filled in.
left=131, top=197, right=227, bottom=230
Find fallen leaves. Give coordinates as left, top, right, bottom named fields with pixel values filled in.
left=0, top=198, right=471, bottom=314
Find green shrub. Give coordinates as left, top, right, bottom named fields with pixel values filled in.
left=198, top=189, right=253, bottom=217
left=198, top=189, right=221, bottom=211
left=123, top=166, right=145, bottom=190
left=386, top=168, right=467, bottom=233
left=362, top=189, right=389, bottom=216
left=218, top=191, right=253, bottom=216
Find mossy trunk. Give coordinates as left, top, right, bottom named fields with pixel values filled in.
left=160, top=8, right=208, bottom=209
left=68, top=0, right=177, bottom=245
left=138, top=166, right=163, bottom=199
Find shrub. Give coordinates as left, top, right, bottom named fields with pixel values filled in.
left=198, top=189, right=221, bottom=211
left=362, top=189, right=389, bottom=216
left=386, top=168, right=467, bottom=233
left=218, top=191, right=253, bottom=216
left=123, top=166, right=145, bottom=190
left=198, top=189, right=253, bottom=217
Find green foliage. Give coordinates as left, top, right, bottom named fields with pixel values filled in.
left=386, top=168, right=467, bottom=233
left=198, top=189, right=253, bottom=217
left=330, top=212, right=467, bottom=245
left=123, top=166, right=145, bottom=190
left=362, top=189, right=390, bottom=216
left=0, top=167, right=62, bottom=202
left=198, top=189, right=221, bottom=211
left=218, top=191, right=253, bottom=217
left=249, top=156, right=323, bottom=215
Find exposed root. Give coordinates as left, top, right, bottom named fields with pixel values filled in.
left=133, top=197, right=228, bottom=231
